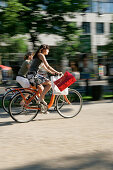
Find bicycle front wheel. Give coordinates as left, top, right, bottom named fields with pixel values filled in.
left=9, top=91, right=39, bottom=123
left=56, top=88, right=82, bottom=118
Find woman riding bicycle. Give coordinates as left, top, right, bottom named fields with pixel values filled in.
left=27, top=44, right=62, bottom=105
left=16, top=52, right=33, bottom=88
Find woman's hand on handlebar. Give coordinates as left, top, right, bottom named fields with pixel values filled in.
left=54, top=72, right=63, bottom=76
left=58, top=72, right=63, bottom=76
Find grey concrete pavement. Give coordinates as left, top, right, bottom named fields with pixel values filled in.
left=0, top=101, right=113, bottom=170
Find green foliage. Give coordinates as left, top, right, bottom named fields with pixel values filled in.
left=0, top=0, right=30, bottom=35
left=79, top=35, right=91, bottom=53
left=0, top=35, right=28, bottom=53
left=51, top=24, right=81, bottom=61
left=104, top=34, right=113, bottom=57
left=0, top=0, right=88, bottom=49
left=103, top=23, right=113, bottom=57
left=9, top=37, right=28, bottom=53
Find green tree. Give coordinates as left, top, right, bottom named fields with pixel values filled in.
left=0, top=0, right=88, bottom=49
left=103, top=23, right=113, bottom=58
left=52, top=23, right=81, bottom=61
left=104, top=34, right=113, bottom=58
left=0, top=35, right=28, bottom=53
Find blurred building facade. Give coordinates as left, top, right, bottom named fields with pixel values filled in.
left=37, top=0, right=113, bottom=74
left=63, top=0, right=113, bottom=76
left=66, top=0, right=113, bottom=55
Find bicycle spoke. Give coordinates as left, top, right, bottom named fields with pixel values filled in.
left=9, top=91, right=39, bottom=123
left=2, top=90, right=16, bottom=113
left=56, top=88, right=82, bottom=118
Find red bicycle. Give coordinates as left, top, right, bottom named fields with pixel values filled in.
left=8, top=85, right=83, bottom=123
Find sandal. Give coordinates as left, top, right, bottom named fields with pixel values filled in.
left=38, top=99, right=47, bottom=106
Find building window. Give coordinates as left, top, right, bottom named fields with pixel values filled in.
left=86, top=0, right=113, bottom=14
left=110, top=23, right=113, bottom=33
left=82, top=22, right=90, bottom=34
left=96, top=23, right=104, bottom=34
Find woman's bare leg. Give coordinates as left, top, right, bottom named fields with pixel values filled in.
left=37, top=84, right=44, bottom=96
left=20, top=85, right=44, bottom=106
left=38, top=80, right=51, bottom=103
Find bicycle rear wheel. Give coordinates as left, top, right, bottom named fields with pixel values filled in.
left=56, top=88, right=82, bottom=118
left=2, top=89, right=16, bottom=113
left=9, top=91, right=39, bottom=123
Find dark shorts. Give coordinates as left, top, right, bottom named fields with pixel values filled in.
left=27, top=72, right=49, bottom=86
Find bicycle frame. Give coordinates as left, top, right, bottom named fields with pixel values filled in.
left=20, top=88, right=56, bottom=110
left=5, top=86, right=70, bottom=111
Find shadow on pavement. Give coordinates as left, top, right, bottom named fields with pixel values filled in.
left=0, top=114, right=10, bottom=118
left=0, top=110, right=10, bottom=118
left=38, top=117, right=64, bottom=122
left=0, top=108, right=17, bottom=126
left=0, top=120, right=16, bottom=126
left=0, top=117, right=65, bottom=127
left=0, top=109, right=64, bottom=126
left=8, top=151, right=113, bottom=170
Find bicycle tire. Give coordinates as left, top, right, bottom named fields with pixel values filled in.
left=2, top=88, right=27, bottom=113
left=2, top=90, right=15, bottom=113
left=9, top=91, right=39, bottom=123
left=56, top=88, right=83, bottom=118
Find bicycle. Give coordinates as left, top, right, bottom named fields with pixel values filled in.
left=2, top=74, right=57, bottom=113
left=8, top=85, right=83, bottom=123
left=2, top=86, right=23, bottom=113
left=2, top=85, right=54, bottom=113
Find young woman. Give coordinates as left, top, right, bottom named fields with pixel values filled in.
left=16, top=52, right=33, bottom=88
left=27, top=44, right=62, bottom=105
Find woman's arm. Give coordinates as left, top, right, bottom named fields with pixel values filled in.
left=39, top=53, right=61, bottom=75
left=40, top=63, right=55, bottom=74
left=26, top=64, right=30, bottom=69
left=25, top=60, right=30, bottom=69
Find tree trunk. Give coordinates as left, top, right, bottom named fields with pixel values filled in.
left=29, top=32, right=38, bottom=50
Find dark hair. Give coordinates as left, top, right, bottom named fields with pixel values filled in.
left=82, top=53, right=87, bottom=60
left=33, top=44, right=49, bottom=59
left=24, top=52, right=32, bottom=60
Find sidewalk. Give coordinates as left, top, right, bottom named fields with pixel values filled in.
left=0, top=102, right=113, bottom=169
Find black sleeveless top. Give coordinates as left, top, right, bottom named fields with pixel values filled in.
left=29, top=55, right=42, bottom=73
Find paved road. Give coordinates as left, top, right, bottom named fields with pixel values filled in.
left=0, top=100, right=113, bottom=170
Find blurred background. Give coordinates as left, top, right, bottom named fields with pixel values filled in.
left=0, top=0, right=113, bottom=101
